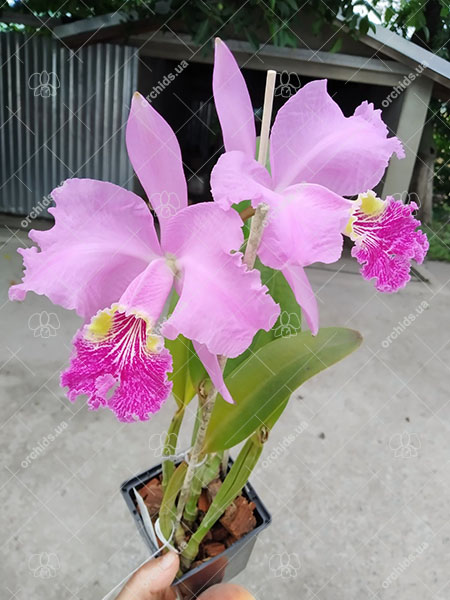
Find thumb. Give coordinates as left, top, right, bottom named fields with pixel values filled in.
left=116, top=552, right=179, bottom=599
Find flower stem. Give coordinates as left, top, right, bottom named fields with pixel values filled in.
left=174, top=68, right=275, bottom=553
left=184, top=453, right=222, bottom=525
left=243, top=203, right=269, bottom=269
left=180, top=427, right=265, bottom=569
left=174, top=378, right=220, bottom=547
left=161, top=404, right=185, bottom=490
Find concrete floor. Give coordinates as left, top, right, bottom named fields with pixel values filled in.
left=1, top=225, right=450, bottom=600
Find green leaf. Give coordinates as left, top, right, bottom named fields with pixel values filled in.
left=192, top=18, right=210, bottom=44
left=329, top=37, right=343, bottom=53
left=165, top=334, right=206, bottom=408
left=385, top=6, right=395, bottom=22
left=162, top=405, right=185, bottom=489
left=204, top=327, right=362, bottom=452
left=159, top=462, right=188, bottom=540
left=359, top=15, right=370, bottom=36
left=187, top=341, right=208, bottom=394
left=165, top=335, right=192, bottom=408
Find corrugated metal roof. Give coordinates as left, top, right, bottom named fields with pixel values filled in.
left=0, top=32, right=138, bottom=217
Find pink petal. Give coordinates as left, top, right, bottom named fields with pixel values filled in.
left=161, top=203, right=279, bottom=358
left=119, top=257, right=174, bottom=323
left=61, top=309, right=172, bottom=422
left=282, top=265, right=319, bottom=335
left=193, top=341, right=234, bottom=404
left=213, top=39, right=256, bottom=156
left=258, top=183, right=352, bottom=270
left=257, top=184, right=351, bottom=335
left=9, top=179, right=161, bottom=319
left=210, top=150, right=276, bottom=210
left=270, top=80, right=405, bottom=196
left=126, top=93, right=187, bottom=223
left=350, top=197, right=429, bottom=292
left=211, top=153, right=350, bottom=335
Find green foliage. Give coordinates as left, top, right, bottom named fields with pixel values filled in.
left=2, top=0, right=387, bottom=43
left=203, top=327, right=362, bottom=452
left=424, top=213, right=450, bottom=262
left=165, top=333, right=207, bottom=407
left=159, top=461, right=187, bottom=539
left=383, top=0, right=449, bottom=59
left=431, top=99, right=450, bottom=203
left=381, top=0, right=449, bottom=215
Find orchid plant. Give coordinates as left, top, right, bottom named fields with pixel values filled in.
left=10, top=40, right=428, bottom=571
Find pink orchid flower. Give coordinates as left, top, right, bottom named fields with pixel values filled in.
left=210, top=40, right=428, bottom=335
left=10, top=93, right=279, bottom=421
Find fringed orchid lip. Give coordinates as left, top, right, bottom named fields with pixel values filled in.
left=61, top=305, right=173, bottom=423
left=346, top=191, right=429, bottom=293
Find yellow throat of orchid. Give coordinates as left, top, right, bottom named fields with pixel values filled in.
left=86, top=305, right=162, bottom=353
left=344, top=190, right=385, bottom=239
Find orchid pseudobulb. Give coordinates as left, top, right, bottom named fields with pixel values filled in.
left=210, top=39, right=428, bottom=334
left=10, top=93, right=279, bottom=420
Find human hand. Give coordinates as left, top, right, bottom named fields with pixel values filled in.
left=115, top=552, right=254, bottom=600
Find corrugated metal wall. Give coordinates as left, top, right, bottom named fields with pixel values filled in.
left=0, top=32, right=138, bottom=217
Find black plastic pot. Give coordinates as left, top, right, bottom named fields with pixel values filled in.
left=121, top=461, right=271, bottom=599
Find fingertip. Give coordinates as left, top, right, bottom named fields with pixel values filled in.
left=120, top=552, right=179, bottom=598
